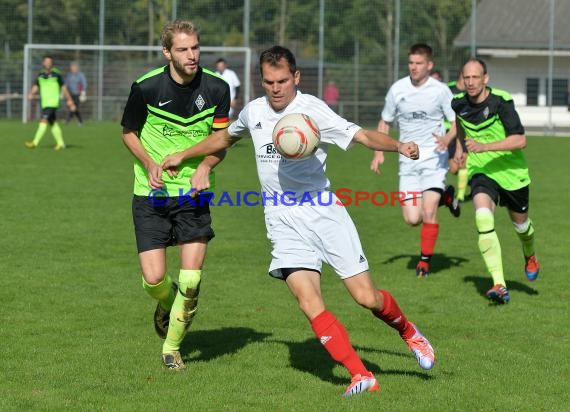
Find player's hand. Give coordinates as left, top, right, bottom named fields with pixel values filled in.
left=370, top=151, right=385, bottom=174
left=433, top=132, right=449, bottom=151
left=161, top=153, right=184, bottom=177
left=146, top=162, right=164, bottom=189
left=454, top=151, right=466, bottom=166
left=67, top=99, right=76, bottom=111
left=399, top=142, right=419, bottom=160
left=190, top=164, right=212, bottom=197
left=465, top=138, right=484, bottom=153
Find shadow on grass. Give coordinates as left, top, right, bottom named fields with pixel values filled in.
left=382, top=253, right=469, bottom=274
left=463, top=275, right=539, bottom=301
left=180, top=327, right=271, bottom=362
left=268, top=338, right=433, bottom=385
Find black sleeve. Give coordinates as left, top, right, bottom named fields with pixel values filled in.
left=120, top=82, right=147, bottom=134
left=234, top=85, right=240, bottom=99
left=498, top=99, right=525, bottom=136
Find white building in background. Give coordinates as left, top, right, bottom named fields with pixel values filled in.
left=454, top=0, right=570, bottom=134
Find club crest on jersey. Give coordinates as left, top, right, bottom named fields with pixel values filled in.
left=483, top=106, right=489, bottom=120
left=195, top=94, right=205, bottom=111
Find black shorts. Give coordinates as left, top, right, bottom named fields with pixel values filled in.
left=132, top=195, right=215, bottom=253
left=448, top=137, right=467, bottom=158
left=40, top=108, right=58, bottom=124
left=470, top=173, right=530, bottom=213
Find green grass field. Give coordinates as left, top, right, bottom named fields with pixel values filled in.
left=1, top=120, right=569, bottom=411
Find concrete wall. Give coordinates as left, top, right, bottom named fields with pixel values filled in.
left=483, top=55, right=570, bottom=131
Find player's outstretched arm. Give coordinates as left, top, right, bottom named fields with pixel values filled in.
left=354, top=128, right=419, bottom=160
left=161, top=129, right=239, bottom=176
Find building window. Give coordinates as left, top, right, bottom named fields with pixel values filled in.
left=546, top=78, right=569, bottom=106
left=526, top=78, right=539, bottom=106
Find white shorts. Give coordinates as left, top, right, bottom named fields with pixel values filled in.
left=399, top=152, right=448, bottom=201
left=264, top=194, right=369, bottom=280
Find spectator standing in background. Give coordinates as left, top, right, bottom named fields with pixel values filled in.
left=65, top=61, right=87, bottom=125
left=323, top=79, right=340, bottom=113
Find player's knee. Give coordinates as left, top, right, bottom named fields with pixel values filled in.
left=512, top=218, right=531, bottom=233
left=297, top=297, right=325, bottom=319
left=404, top=216, right=422, bottom=226
left=475, top=208, right=494, bottom=233
left=179, top=269, right=201, bottom=298
left=351, top=288, right=378, bottom=310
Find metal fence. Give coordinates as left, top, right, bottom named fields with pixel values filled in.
left=1, top=0, right=569, bottom=132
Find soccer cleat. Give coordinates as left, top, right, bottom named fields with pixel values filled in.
left=416, top=261, right=429, bottom=278
left=54, top=144, right=66, bottom=151
left=342, top=372, right=379, bottom=397
left=153, top=282, right=178, bottom=339
left=25, top=141, right=36, bottom=149
left=441, top=185, right=460, bottom=217
left=162, top=351, right=186, bottom=370
left=405, top=323, right=435, bottom=370
left=486, top=284, right=510, bottom=304
left=524, top=255, right=539, bottom=281
left=451, top=197, right=461, bottom=217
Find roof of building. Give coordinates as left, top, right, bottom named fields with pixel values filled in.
left=454, top=0, right=570, bottom=50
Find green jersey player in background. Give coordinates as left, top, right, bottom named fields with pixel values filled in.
left=26, top=55, right=75, bottom=150
left=121, top=19, right=231, bottom=369
left=452, top=58, right=540, bottom=304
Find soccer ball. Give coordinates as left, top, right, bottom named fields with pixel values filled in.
left=272, top=113, right=320, bottom=159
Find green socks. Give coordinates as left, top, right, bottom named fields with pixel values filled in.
left=456, top=168, right=468, bottom=201
left=51, top=122, right=65, bottom=146
left=32, top=122, right=48, bottom=145
left=513, top=219, right=535, bottom=258
left=163, top=269, right=202, bottom=353
left=142, top=275, right=176, bottom=311
left=476, top=208, right=505, bottom=286
left=32, top=122, right=65, bottom=146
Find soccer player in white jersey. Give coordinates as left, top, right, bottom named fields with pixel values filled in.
left=161, top=45, right=436, bottom=397
left=370, top=43, right=459, bottom=278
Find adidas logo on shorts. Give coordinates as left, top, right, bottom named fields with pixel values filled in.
left=359, top=255, right=366, bottom=263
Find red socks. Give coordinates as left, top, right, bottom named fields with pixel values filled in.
left=373, top=290, right=415, bottom=340
left=310, top=310, right=368, bottom=376
left=420, top=222, right=439, bottom=263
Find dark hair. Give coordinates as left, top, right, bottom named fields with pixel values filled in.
left=215, top=58, right=226, bottom=64
left=161, top=20, right=199, bottom=50
left=259, top=46, right=297, bottom=75
left=409, top=43, right=433, bottom=60
left=463, top=58, right=488, bottom=74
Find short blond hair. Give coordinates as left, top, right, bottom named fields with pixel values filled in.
left=161, top=20, right=200, bottom=50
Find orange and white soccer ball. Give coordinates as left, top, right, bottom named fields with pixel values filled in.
left=272, top=113, right=321, bottom=159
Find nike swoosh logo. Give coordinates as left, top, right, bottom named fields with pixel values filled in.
left=158, top=100, right=172, bottom=107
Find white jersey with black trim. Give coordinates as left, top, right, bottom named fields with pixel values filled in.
left=228, top=91, right=360, bottom=209
left=382, top=76, right=455, bottom=168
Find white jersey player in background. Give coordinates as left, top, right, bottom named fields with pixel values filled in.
left=215, top=58, right=241, bottom=119
left=161, top=45, right=435, bottom=397
left=370, top=43, right=459, bottom=278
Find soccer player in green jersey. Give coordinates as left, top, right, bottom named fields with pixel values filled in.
left=26, top=55, right=75, bottom=150
left=121, top=20, right=231, bottom=369
left=452, top=58, right=540, bottom=304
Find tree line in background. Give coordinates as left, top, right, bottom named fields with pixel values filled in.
left=1, top=0, right=474, bottom=73
left=0, top=0, right=476, bottom=119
